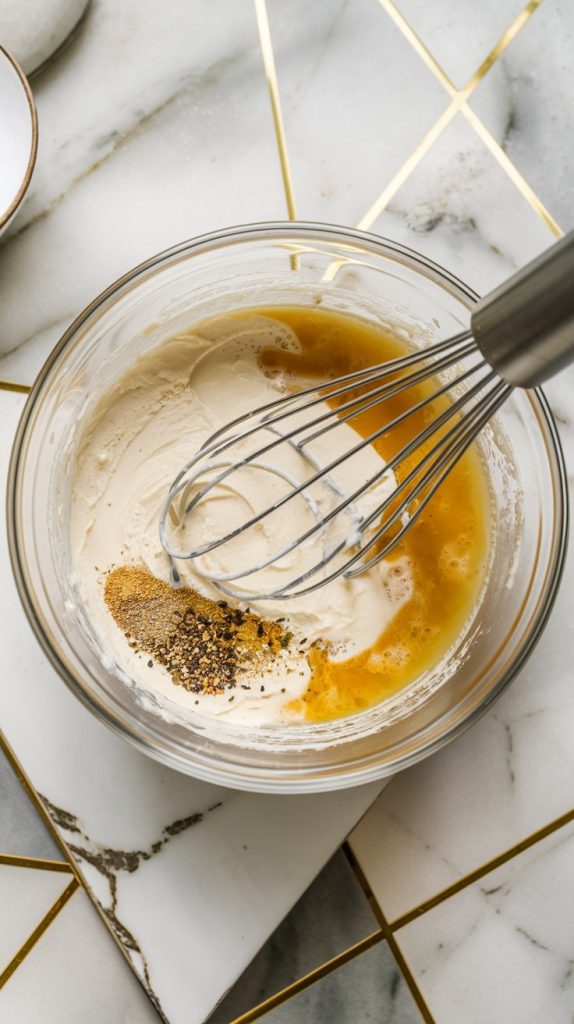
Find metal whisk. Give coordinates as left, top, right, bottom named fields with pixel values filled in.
left=160, top=231, right=574, bottom=600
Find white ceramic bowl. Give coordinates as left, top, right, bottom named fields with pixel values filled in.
left=0, top=0, right=91, bottom=76
left=0, top=44, right=38, bottom=235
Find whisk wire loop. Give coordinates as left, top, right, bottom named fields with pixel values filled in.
left=158, top=228, right=574, bottom=599
left=160, top=332, right=510, bottom=600
left=344, top=381, right=511, bottom=580
left=159, top=335, right=479, bottom=562
left=214, top=374, right=506, bottom=600
left=193, top=362, right=494, bottom=588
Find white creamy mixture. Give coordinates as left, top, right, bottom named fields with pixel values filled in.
left=71, top=316, right=413, bottom=724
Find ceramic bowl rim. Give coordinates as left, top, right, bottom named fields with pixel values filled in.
left=0, top=43, right=38, bottom=232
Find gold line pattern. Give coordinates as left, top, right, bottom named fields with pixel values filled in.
left=360, top=0, right=562, bottom=238
left=377, top=0, right=456, bottom=95
left=0, top=0, right=568, bottom=1013
left=342, top=842, right=386, bottom=930
left=254, top=0, right=297, bottom=221
left=356, top=101, right=459, bottom=230
left=0, top=732, right=77, bottom=871
left=0, top=877, right=79, bottom=989
left=0, top=853, right=72, bottom=873
left=462, top=105, right=562, bottom=237
left=0, top=381, right=31, bottom=394
left=225, top=800, right=574, bottom=1024
left=345, top=806, right=574, bottom=932
left=389, top=806, right=574, bottom=932
left=461, top=0, right=543, bottom=98
left=0, top=730, right=167, bottom=1011
left=228, top=930, right=385, bottom=1024
left=342, top=845, right=436, bottom=1023
left=379, top=918, right=436, bottom=1024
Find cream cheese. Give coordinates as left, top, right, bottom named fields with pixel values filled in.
left=71, top=316, right=413, bottom=725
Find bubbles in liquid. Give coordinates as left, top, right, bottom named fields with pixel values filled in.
left=438, top=538, right=472, bottom=582
left=384, top=556, right=413, bottom=607
left=407, top=614, right=440, bottom=645
left=367, top=642, right=411, bottom=673
left=224, top=305, right=489, bottom=722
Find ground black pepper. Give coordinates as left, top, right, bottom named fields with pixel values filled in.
left=105, top=565, right=291, bottom=695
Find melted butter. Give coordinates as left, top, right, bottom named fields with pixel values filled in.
left=251, top=305, right=490, bottom=722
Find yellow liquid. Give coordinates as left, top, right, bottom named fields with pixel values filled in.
left=252, top=305, right=490, bottom=723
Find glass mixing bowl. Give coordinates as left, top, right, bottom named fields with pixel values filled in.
left=7, top=223, right=568, bottom=793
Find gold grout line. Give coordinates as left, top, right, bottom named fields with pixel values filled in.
left=379, top=913, right=436, bottom=1024
left=0, top=731, right=81, bottom=876
left=0, top=877, right=79, bottom=989
left=389, top=805, right=574, bottom=932
left=342, top=845, right=435, bottom=1024
left=377, top=0, right=456, bottom=96
left=228, top=930, right=385, bottom=1024
left=360, top=0, right=559, bottom=238
left=254, top=0, right=297, bottom=222
left=461, top=0, right=543, bottom=99
left=0, top=381, right=31, bottom=394
left=460, top=105, right=563, bottom=237
left=0, top=730, right=165, bottom=1016
left=356, top=99, right=460, bottom=231
left=342, top=841, right=386, bottom=930
left=381, top=0, right=540, bottom=102
left=0, top=2, right=562, bottom=1013
left=0, top=729, right=79, bottom=880
left=0, top=852, right=72, bottom=873
left=345, top=805, right=574, bottom=936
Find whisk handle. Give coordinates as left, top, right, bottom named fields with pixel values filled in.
left=471, top=230, right=574, bottom=387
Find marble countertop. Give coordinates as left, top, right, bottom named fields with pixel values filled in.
left=1, top=1, right=573, bottom=1022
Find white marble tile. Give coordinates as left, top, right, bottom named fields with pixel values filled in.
left=267, top=0, right=446, bottom=225
left=0, top=746, right=61, bottom=860
left=393, top=0, right=529, bottom=88
left=10, top=0, right=273, bottom=230
left=396, top=821, right=574, bottom=1023
left=0, top=319, right=68, bottom=388
left=0, top=390, right=382, bottom=1022
left=0, top=1, right=572, bottom=1020
left=0, top=887, right=161, bottom=1023
left=349, top=115, right=572, bottom=914
left=350, top=499, right=574, bottom=922
left=0, top=0, right=285, bottom=368
left=370, top=111, right=553, bottom=295
left=0, top=866, right=71, bottom=972
left=470, top=0, right=574, bottom=232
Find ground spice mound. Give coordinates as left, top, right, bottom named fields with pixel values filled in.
left=104, top=565, right=289, bottom=694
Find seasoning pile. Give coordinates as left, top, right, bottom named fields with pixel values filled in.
left=104, top=565, right=292, bottom=695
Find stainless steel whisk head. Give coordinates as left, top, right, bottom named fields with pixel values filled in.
left=160, top=231, right=574, bottom=601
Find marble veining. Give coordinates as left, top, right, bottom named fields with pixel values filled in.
left=350, top=507, right=574, bottom=921
left=1, top=0, right=574, bottom=1020
left=396, top=824, right=574, bottom=1023
left=39, top=794, right=223, bottom=1013
left=1, top=886, right=162, bottom=1023
left=0, top=389, right=382, bottom=1022
left=471, top=0, right=574, bottom=231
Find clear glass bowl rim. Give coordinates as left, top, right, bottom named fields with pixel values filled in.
left=6, top=221, right=570, bottom=792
